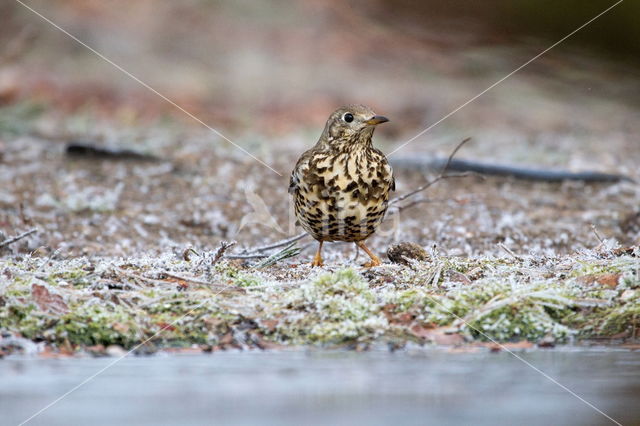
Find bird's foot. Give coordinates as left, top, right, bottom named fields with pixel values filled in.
left=356, top=241, right=382, bottom=268
left=311, top=253, right=324, bottom=267
left=362, top=256, right=382, bottom=268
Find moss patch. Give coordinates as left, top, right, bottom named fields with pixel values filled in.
left=0, top=250, right=638, bottom=353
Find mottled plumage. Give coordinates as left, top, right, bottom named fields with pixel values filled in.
left=289, top=105, right=394, bottom=266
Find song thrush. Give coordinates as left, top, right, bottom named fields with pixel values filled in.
left=289, top=105, right=394, bottom=267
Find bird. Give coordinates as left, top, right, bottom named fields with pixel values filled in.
left=289, top=104, right=394, bottom=267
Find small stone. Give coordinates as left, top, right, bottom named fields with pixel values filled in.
left=387, top=242, right=430, bottom=265
left=105, top=345, right=127, bottom=357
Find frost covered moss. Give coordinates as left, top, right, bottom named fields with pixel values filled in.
left=274, top=269, right=388, bottom=344
left=0, top=252, right=638, bottom=352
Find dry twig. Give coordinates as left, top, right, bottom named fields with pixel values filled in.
left=212, top=241, right=236, bottom=264
left=0, top=228, right=37, bottom=249
left=389, top=137, right=472, bottom=207
left=241, top=233, right=308, bottom=254
left=160, top=272, right=244, bottom=293
left=497, top=242, right=522, bottom=261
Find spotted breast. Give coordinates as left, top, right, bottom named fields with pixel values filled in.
left=289, top=105, right=394, bottom=267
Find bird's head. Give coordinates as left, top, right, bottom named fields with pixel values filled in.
left=321, top=104, right=389, bottom=148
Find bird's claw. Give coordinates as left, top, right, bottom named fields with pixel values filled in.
left=362, top=259, right=382, bottom=268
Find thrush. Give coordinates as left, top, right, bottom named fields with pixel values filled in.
left=289, top=105, right=394, bottom=267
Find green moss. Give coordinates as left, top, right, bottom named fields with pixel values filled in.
left=54, top=304, right=140, bottom=347
left=234, top=273, right=262, bottom=287
left=45, top=269, right=93, bottom=288
left=1, top=253, right=638, bottom=351
left=595, top=291, right=640, bottom=336
left=274, top=269, right=387, bottom=344
left=570, top=259, right=629, bottom=278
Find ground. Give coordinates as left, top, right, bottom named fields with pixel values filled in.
left=0, top=0, right=639, bottom=356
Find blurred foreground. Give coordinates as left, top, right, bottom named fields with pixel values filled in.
left=3, top=350, right=640, bottom=426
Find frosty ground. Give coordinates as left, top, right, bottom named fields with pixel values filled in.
left=0, top=128, right=638, bottom=355
left=1, top=1, right=640, bottom=355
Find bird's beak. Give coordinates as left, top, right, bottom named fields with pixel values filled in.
left=365, top=115, right=389, bottom=126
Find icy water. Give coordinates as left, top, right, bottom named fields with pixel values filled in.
left=2, top=349, right=639, bottom=426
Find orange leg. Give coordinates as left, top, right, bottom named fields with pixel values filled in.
left=311, top=241, right=324, bottom=267
left=356, top=241, right=381, bottom=267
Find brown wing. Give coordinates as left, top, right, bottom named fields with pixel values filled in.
left=374, top=148, right=395, bottom=192
left=288, top=149, right=313, bottom=194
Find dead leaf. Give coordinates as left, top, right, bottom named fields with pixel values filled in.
left=481, top=340, right=534, bottom=352
left=261, top=319, right=279, bottom=332
left=577, top=273, right=621, bottom=288
left=31, top=283, right=69, bottom=314
left=448, top=270, right=471, bottom=285
left=86, top=344, right=106, bottom=356
left=219, top=332, right=234, bottom=345
left=410, top=324, right=465, bottom=345
left=612, top=246, right=637, bottom=257
left=382, top=304, right=416, bottom=325
left=113, top=322, right=131, bottom=333
left=154, top=322, right=175, bottom=332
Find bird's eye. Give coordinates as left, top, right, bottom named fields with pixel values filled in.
left=343, top=113, right=354, bottom=123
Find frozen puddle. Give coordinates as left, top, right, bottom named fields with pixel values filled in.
left=2, top=348, right=639, bottom=426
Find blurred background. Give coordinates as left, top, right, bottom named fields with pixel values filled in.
left=1, top=0, right=638, bottom=257
left=2, top=0, right=638, bottom=148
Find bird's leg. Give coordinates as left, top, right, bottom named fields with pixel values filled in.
left=311, top=241, right=324, bottom=267
left=356, top=241, right=381, bottom=267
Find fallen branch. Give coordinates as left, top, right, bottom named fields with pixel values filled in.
left=392, top=156, right=634, bottom=183
left=391, top=193, right=483, bottom=213
left=232, top=232, right=308, bottom=259
left=243, top=232, right=308, bottom=253
left=163, top=271, right=296, bottom=291
left=160, top=272, right=244, bottom=293
left=65, top=142, right=161, bottom=162
left=117, top=267, right=244, bottom=293
left=0, top=228, right=37, bottom=249
left=390, top=138, right=472, bottom=207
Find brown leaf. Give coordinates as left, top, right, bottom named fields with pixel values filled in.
left=482, top=340, right=534, bottom=352
left=113, top=322, right=131, bottom=333
left=219, top=332, right=234, bottom=345
left=393, top=312, right=415, bottom=325
left=86, top=344, right=106, bottom=356
left=154, top=322, right=175, bottom=332
left=261, top=319, right=279, bottom=332
left=31, top=283, right=69, bottom=314
left=577, top=273, right=621, bottom=288
left=410, top=324, right=465, bottom=345
left=611, top=246, right=637, bottom=257
left=382, top=304, right=416, bottom=325
left=448, top=270, right=471, bottom=285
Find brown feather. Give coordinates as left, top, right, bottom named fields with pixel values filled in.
left=290, top=105, right=394, bottom=242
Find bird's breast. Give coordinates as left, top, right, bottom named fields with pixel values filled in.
left=292, top=147, right=393, bottom=241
